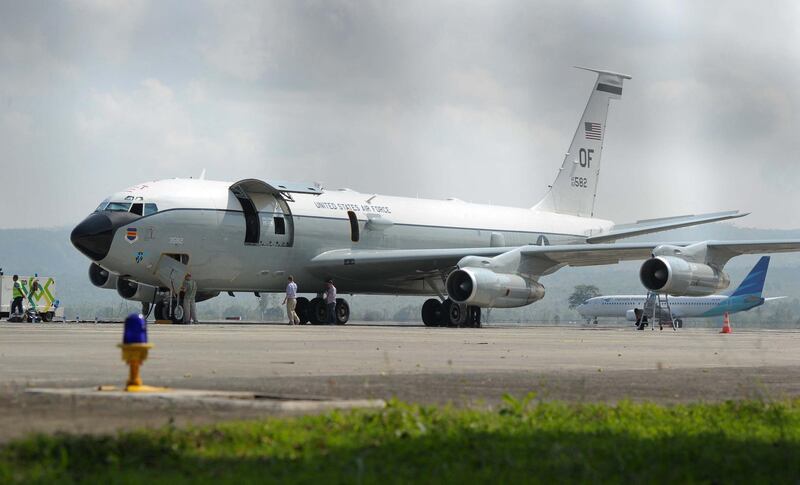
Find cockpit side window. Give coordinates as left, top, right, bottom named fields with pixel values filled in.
left=105, top=202, right=132, bottom=212
left=130, top=203, right=143, bottom=216
left=144, top=203, right=158, bottom=216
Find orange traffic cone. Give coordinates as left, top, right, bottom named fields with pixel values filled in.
left=720, top=312, right=732, bottom=334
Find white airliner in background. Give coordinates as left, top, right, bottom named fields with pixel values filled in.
left=577, top=256, right=785, bottom=327
left=70, top=67, right=800, bottom=327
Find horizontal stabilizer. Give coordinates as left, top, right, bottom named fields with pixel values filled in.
left=586, top=211, right=747, bottom=243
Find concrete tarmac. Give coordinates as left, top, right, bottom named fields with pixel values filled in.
left=1, top=322, right=799, bottom=441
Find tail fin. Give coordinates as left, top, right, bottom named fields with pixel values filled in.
left=730, top=256, right=770, bottom=297
left=533, top=67, right=631, bottom=217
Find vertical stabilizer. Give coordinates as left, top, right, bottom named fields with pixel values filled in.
left=533, top=67, right=630, bottom=217
left=730, top=256, right=770, bottom=297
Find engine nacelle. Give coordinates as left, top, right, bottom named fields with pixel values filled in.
left=640, top=256, right=730, bottom=296
left=116, top=277, right=158, bottom=302
left=446, top=267, right=545, bottom=308
left=88, top=263, right=118, bottom=289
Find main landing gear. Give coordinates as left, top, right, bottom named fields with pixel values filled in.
left=421, top=298, right=481, bottom=328
left=294, top=296, right=350, bottom=325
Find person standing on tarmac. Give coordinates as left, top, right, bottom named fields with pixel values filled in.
left=324, top=279, right=337, bottom=325
left=181, top=273, right=198, bottom=324
left=283, top=275, right=300, bottom=325
left=9, top=275, right=25, bottom=320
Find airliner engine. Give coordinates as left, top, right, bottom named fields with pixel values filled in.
left=116, top=276, right=158, bottom=302
left=88, top=263, right=118, bottom=289
left=446, top=268, right=545, bottom=308
left=639, top=256, right=730, bottom=296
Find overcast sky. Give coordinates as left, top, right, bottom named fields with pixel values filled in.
left=1, top=0, right=798, bottom=229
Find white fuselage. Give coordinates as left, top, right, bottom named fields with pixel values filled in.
left=93, top=178, right=613, bottom=295
left=577, top=295, right=732, bottom=320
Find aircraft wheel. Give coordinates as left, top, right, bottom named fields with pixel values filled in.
left=335, top=298, right=349, bottom=324
left=447, top=300, right=467, bottom=327
left=310, top=297, right=326, bottom=324
left=467, top=306, right=481, bottom=328
left=421, top=299, right=443, bottom=327
left=296, top=297, right=310, bottom=324
left=675, top=318, right=683, bottom=329
left=173, top=304, right=185, bottom=324
left=440, top=299, right=453, bottom=326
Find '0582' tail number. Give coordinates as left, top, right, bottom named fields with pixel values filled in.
left=571, top=176, right=588, bottom=188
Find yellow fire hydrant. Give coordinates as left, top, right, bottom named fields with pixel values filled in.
left=117, top=313, right=165, bottom=392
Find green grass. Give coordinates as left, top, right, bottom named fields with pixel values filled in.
left=2, top=396, right=800, bottom=484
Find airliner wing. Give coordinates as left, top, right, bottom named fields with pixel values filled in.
left=585, top=211, right=746, bottom=243
left=308, top=240, right=800, bottom=282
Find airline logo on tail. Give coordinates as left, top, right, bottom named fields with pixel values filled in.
left=730, top=256, right=770, bottom=298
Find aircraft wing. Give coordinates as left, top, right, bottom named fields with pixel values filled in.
left=586, top=211, right=747, bottom=243
left=307, top=240, right=800, bottom=282
left=307, top=247, right=511, bottom=280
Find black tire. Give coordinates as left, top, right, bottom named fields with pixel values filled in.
left=310, top=297, right=326, bottom=324
left=447, top=300, right=467, bottom=327
left=296, top=297, right=310, bottom=324
left=468, top=306, right=481, bottom=328
left=421, top=299, right=443, bottom=327
left=173, top=305, right=185, bottom=324
left=335, top=299, right=349, bottom=324
left=153, top=301, right=169, bottom=321
left=676, top=319, right=683, bottom=329
left=440, top=299, right=453, bottom=326
left=42, top=311, right=54, bottom=322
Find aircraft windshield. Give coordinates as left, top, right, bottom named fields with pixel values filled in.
left=95, top=201, right=158, bottom=215
left=105, top=202, right=132, bottom=212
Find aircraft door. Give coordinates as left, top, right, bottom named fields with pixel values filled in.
left=252, top=193, right=293, bottom=247
left=230, top=180, right=301, bottom=248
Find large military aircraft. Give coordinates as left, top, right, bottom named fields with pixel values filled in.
left=70, top=67, right=800, bottom=326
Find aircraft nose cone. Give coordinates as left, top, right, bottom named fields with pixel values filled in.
left=71, top=212, right=114, bottom=261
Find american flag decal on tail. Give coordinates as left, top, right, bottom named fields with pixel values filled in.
left=584, top=122, right=602, bottom=140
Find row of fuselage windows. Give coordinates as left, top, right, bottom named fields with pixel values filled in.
left=600, top=301, right=721, bottom=306
left=98, top=201, right=158, bottom=216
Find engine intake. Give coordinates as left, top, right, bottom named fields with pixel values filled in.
left=446, top=267, right=545, bottom=308
left=116, top=277, right=158, bottom=302
left=88, top=263, right=118, bottom=289
left=640, top=256, right=729, bottom=296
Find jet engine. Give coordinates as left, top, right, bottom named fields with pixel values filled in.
left=88, top=263, right=118, bottom=289
left=446, top=267, right=545, bottom=308
left=116, top=276, right=158, bottom=302
left=639, top=256, right=730, bottom=296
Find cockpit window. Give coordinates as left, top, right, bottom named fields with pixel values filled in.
left=144, top=203, right=158, bottom=216
left=105, top=202, right=132, bottom=212
left=130, top=203, right=143, bottom=216
left=94, top=199, right=109, bottom=212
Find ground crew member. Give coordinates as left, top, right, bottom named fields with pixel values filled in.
left=324, top=279, right=337, bottom=325
left=283, top=275, right=300, bottom=325
left=10, top=275, right=24, bottom=319
left=181, top=273, right=198, bottom=324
